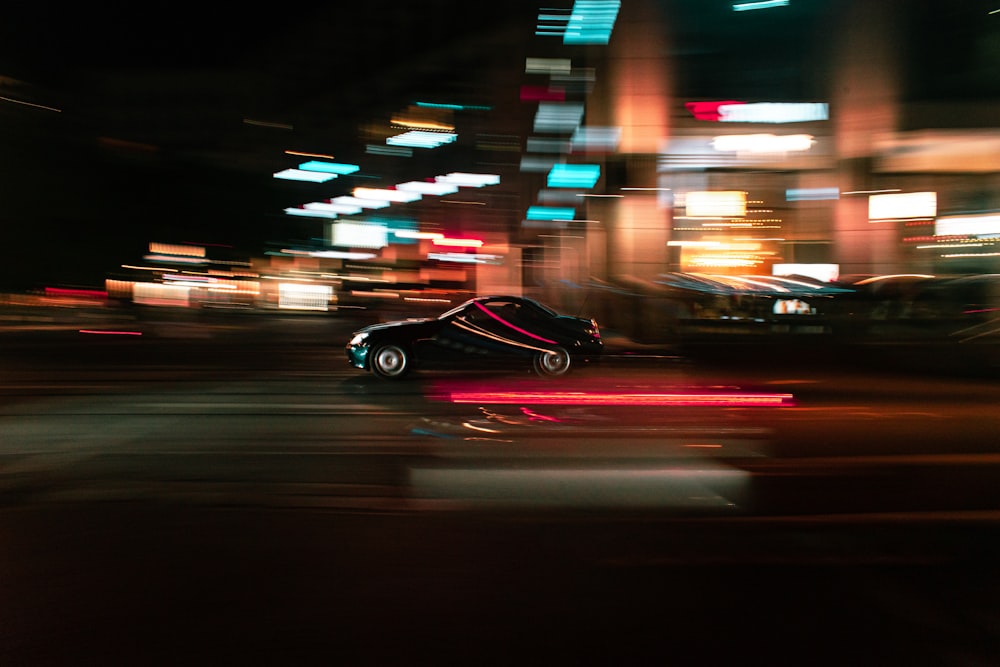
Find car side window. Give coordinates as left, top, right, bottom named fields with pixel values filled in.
left=462, top=304, right=489, bottom=323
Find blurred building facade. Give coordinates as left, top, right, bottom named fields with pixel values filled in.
left=91, top=0, right=1000, bottom=322
left=523, top=0, right=1000, bottom=307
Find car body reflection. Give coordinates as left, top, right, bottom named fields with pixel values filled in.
left=345, top=295, right=603, bottom=379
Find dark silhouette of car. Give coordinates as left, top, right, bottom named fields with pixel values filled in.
left=346, top=295, right=603, bottom=379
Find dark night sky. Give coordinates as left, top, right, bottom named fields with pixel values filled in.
left=0, top=2, right=540, bottom=289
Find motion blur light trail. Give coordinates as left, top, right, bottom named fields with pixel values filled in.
left=445, top=390, right=794, bottom=407
left=78, top=329, right=143, bottom=336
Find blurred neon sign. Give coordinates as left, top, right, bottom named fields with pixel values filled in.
left=733, top=0, right=789, bottom=11
left=547, top=164, right=600, bottom=188
left=935, top=214, right=1000, bottom=237
left=536, top=1, right=621, bottom=45
left=687, top=101, right=828, bottom=123
left=685, top=191, right=747, bottom=218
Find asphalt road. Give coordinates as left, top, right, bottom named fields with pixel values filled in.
left=2, top=310, right=1000, bottom=665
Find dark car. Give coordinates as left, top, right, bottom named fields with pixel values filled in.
left=346, top=295, right=603, bottom=379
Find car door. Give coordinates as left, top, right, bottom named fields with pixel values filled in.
left=428, top=299, right=555, bottom=366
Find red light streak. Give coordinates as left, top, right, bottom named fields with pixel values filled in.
left=473, top=301, right=557, bottom=344
left=685, top=100, right=745, bottom=121
left=79, top=329, right=143, bottom=336
left=447, top=391, right=794, bottom=407
left=45, top=287, right=108, bottom=299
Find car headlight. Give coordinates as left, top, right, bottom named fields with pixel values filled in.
left=348, top=332, right=369, bottom=346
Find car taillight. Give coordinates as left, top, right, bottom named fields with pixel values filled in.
left=585, top=319, right=601, bottom=339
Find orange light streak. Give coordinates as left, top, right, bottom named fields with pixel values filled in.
left=79, top=329, right=143, bottom=336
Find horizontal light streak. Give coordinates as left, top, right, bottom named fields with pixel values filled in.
left=427, top=252, right=503, bottom=264
left=712, top=134, right=814, bottom=153
left=733, top=0, right=789, bottom=10
left=298, top=161, right=360, bottom=175
left=528, top=206, right=576, bottom=221
left=332, top=195, right=390, bottom=209
left=415, top=101, right=492, bottom=111
left=303, top=201, right=363, bottom=215
left=284, top=150, right=335, bottom=159
left=432, top=237, right=484, bottom=248
left=387, top=130, right=457, bottom=148
left=284, top=207, right=338, bottom=219
left=281, top=248, right=378, bottom=260
left=79, top=329, right=142, bottom=336
left=935, top=214, right=1000, bottom=237
left=0, top=96, right=61, bottom=112
left=243, top=118, right=293, bottom=129
left=391, top=119, right=455, bottom=132
left=143, top=254, right=207, bottom=264
left=395, top=231, right=444, bottom=240
left=353, top=187, right=422, bottom=203
left=273, top=169, right=337, bottom=183
left=447, top=392, right=794, bottom=407
left=436, top=172, right=500, bottom=187
left=396, top=181, right=459, bottom=196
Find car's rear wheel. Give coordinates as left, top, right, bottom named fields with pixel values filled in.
left=370, top=344, right=410, bottom=379
left=533, top=346, right=571, bottom=377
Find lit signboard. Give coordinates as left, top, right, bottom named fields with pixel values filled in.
left=534, top=102, right=585, bottom=133
left=786, top=187, right=840, bottom=201
left=386, top=131, right=456, bottom=148
left=685, top=191, right=747, bottom=218
left=298, top=161, right=360, bottom=175
left=527, top=206, right=576, bottom=221
left=332, top=221, right=388, bottom=249
left=278, top=283, right=332, bottom=311
left=547, top=164, right=600, bottom=188
left=273, top=169, right=337, bottom=183
left=687, top=101, right=828, bottom=123
left=712, top=134, right=814, bottom=153
left=868, top=192, right=937, bottom=220
left=935, top=214, right=1000, bottom=237
left=773, top=263, right=840, bottom=283
left=536, top=0, right=621, bottom=45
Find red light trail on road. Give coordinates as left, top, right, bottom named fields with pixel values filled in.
left=446, top=391, right=794, bottom=407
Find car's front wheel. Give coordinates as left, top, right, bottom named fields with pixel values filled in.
left=533, top=346, right=571, bottom=377
left=370, top=344, right=410, bottom=379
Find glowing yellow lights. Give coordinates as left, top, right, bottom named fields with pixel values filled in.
left=685, top=191, right=747, bottom=218
left=853, top=274, right=936, bottom=285
left=391, top=119, right=455, bottom=132
left=285, top=150, right=334, bottom=159
left=687, top=256, right=761, bottom=268
left=149, top=243, right=205, bottom=258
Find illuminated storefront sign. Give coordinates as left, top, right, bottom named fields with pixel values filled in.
left=685, top=191, right=747, bottom=218
left=868, top=192, right=937, bottom=220
left=686, top=101, right=828, bottom=123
